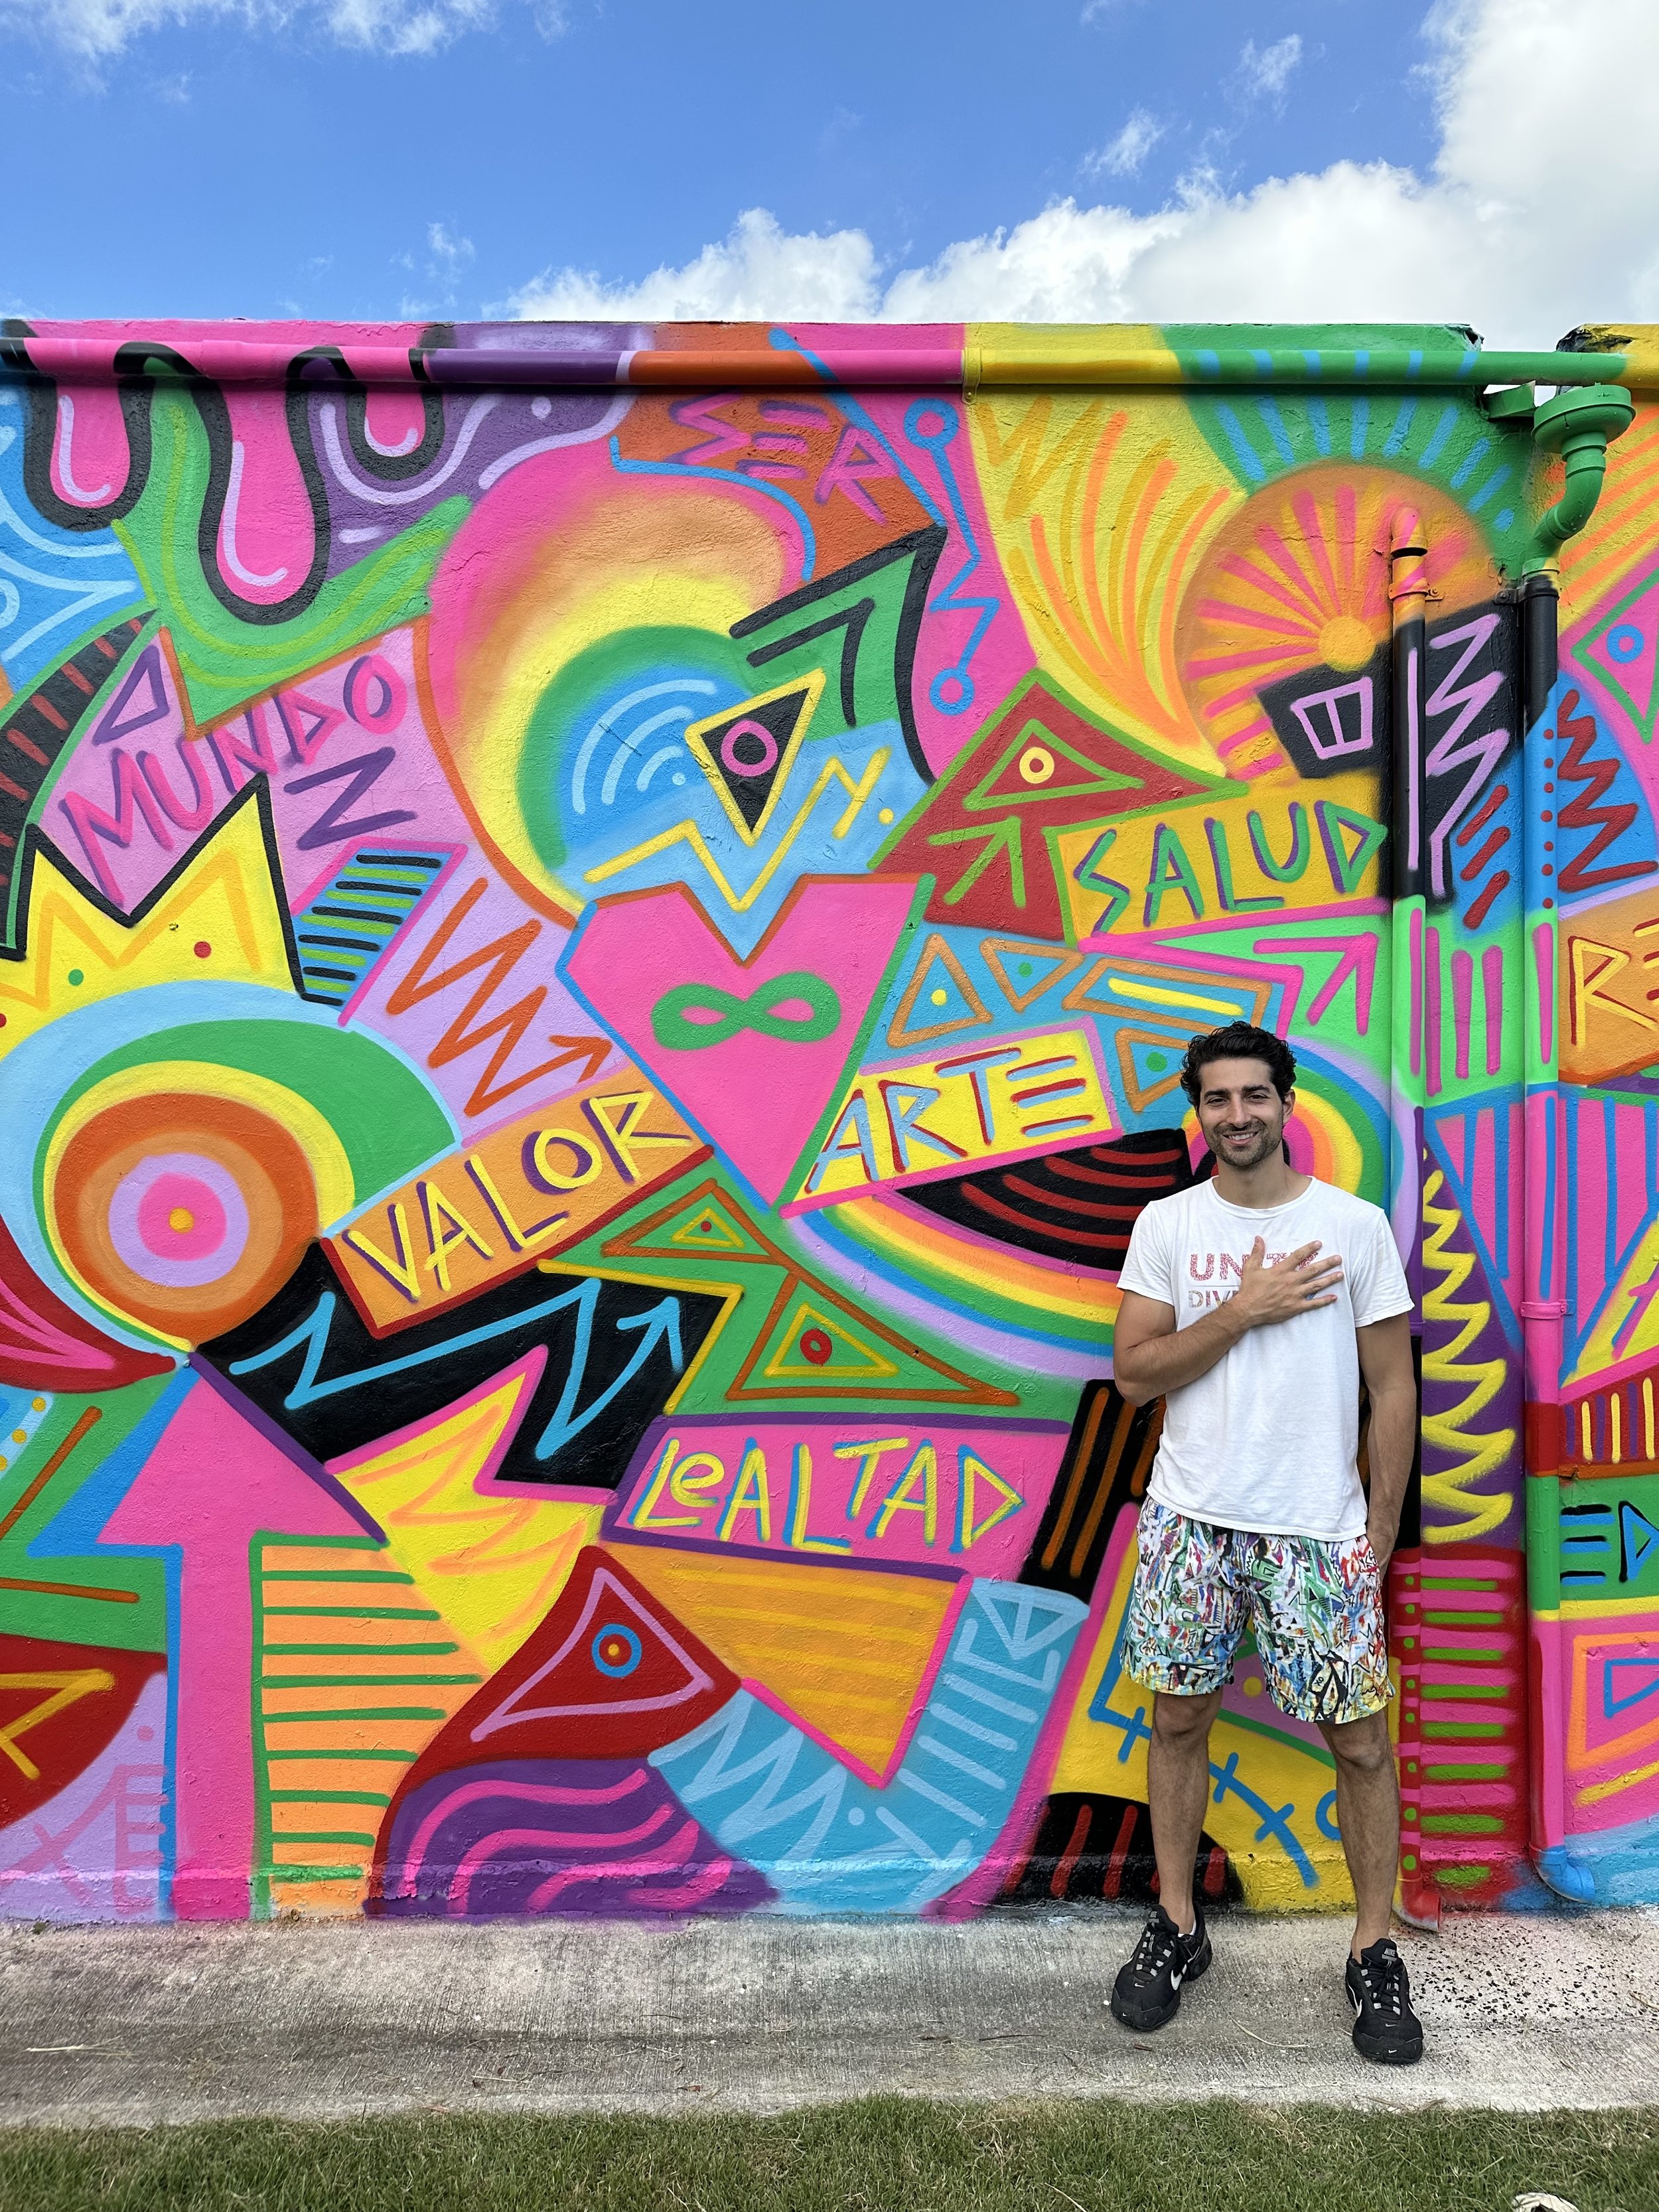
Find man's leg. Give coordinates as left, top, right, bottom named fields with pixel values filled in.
left=1148, top=1686, right=1223, bottom=1933
left=1320, top=1709, right=1399, bottom=1956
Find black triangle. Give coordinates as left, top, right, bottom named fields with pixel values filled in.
left=690, top=687, right=812, bottom=832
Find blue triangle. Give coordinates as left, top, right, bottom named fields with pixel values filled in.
left=1620, top=1500, right=1659, bottom=1582
left=1605, top=1655, right=1659, bottom=1717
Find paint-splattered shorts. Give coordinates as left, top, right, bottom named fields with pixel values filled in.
left=1121, top=1499, right=1392, bottom=1726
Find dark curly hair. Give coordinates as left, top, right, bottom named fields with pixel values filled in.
left=1179, top=1021, right=1297, bottom=1106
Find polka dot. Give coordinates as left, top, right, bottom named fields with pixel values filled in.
left=1543, top=897, right=1554, bottom=909
left=193, top=941, right=211, bottom=959
left=1018, top=745, right=1054, bottom=786
left=930, top=988, right=948, bottom=1006
left=0, top=1459, right=9, bottom=1474
left=1242, top=1674, right=1263, bottom=1697
left=878, top=808, right=895, bottom=825
left=0, top=1013, right=8, bottom=1029
left=799, top=1327, right=833, bottom=1366
left=1146, top=1052, right=1167, bottom=1072
left=11, top=1430, right=25, bottom=1445
left=30, top=1397, right=44, bottom=1412
left=846, top=1806, right=865, bottom=1827
left=1542, top=863, right=1553, bottom=877
left=66, top=969, right=84, bottom=988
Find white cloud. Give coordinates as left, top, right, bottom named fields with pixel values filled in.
left=1086, top=108, right=1162, bottom=180
left=0, top=0, right=500, bottom=56
left=504, top=0, right=1659, bottom=348
left=504, top=207, right=884, bottom=323
left=1234, top=32, right=1303, bottom=106
left=427, top=219, right=475, bottom=272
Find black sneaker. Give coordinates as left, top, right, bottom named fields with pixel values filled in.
left=1109, top=1904, right=1211, bottom=2032
left=1346, top=1937, right=1423, bottom=2065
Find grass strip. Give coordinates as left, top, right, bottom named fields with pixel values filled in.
left=0, top=2097, right=1654, bottom=2212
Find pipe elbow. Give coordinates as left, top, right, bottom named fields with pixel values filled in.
left=1524, top=384, right=1634, bottom=573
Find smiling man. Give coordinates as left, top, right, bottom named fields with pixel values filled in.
left=1106, top=1020, right=1421, bottom=2065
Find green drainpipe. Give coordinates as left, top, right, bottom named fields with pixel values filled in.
left=1523, top=384, right=1635, bottom=574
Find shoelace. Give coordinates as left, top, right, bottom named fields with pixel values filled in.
left=1131, top=1917, right=1179, bottom=1978
left=1359, top=1945, right=1406, bottom=2017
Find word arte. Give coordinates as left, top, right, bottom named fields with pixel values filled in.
left=328, top=1079, right=705, bottom=1329
left=611, top=1416, right=1067, bottom=1572
left=794, top=1027, right=1114, bottom=1207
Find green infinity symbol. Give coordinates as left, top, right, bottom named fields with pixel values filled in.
left=651, top=970, right=842, bottom=1050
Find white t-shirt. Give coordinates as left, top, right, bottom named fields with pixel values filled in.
left=1116, top=1175, right=1412, bottom=1541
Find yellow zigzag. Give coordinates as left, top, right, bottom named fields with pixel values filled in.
left=1421, top=1169, right=1516, bottom=1544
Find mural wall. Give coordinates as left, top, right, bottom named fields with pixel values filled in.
left=0, top=314, right=1654, bottom=1925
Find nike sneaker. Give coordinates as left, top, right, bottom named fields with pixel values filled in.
left=1109, top=1903, right=1211, bottom=2032
left=1345, top=1937, right=1423, bottom=2065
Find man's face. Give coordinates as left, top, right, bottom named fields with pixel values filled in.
left=1193, top=1056, right=1291, bottom=1173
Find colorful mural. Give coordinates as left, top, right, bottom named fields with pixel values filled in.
left=1, top=314, right=1654, bottom=1925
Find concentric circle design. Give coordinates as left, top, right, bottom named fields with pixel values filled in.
left=50, top=1094, right=318, bottom=1342
left=590, top=1624, right=643, bottom=1678
left=109, top=1153, right=249, bottom=1289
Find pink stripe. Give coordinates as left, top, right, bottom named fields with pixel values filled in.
left=1409, top=907, right=1423, bottom=1077
left=630, top=1854, right=740, bottom=1912
left=1533, top=922, right=1556, bottom=1067
left=1451, top=948, right=1473, bottom=1082
left=392, top=1768, right=652, bottom=1899
left=524, top=1820, right=707, bottom=1913
left=1482, top=946, right=1504, bottom=1076
left=451, top=1805, right=675, bottom=1913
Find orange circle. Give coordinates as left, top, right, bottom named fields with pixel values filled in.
left=50, top=1092, right=319, bottom=1343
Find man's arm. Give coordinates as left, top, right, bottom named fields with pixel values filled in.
left=1356, top=1311, right=1416, bottom=1574
left=1113, top=1234, right=1345, bottom=1408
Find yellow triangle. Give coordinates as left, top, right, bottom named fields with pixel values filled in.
left=327, top=1363, right=599, bottom=1672
left=760, top=1297, right=901, bottom=1382
left=620, top=1546, right=956, bottom=1780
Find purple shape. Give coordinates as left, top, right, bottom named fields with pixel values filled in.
left=370, top=1757, right=772, bottom=1921
left=302, top=384, right=628, bottom=585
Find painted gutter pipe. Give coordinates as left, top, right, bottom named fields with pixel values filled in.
left=1516, top=382, right=1633, bottom=1903
left=0, top=335, right=1634, bottom=390
left=1522, top=384, right=1636, bottom=574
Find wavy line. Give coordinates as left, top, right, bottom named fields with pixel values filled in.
left=1421, top=1169, right=1516, bottom=1543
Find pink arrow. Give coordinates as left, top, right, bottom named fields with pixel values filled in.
left=1261, top=932, right=1379, bottom=1034
left=100, top=1374, right=376, bottom=1921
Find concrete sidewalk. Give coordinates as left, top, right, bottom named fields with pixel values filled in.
left=2, top=1907, right=1656, bottom=2128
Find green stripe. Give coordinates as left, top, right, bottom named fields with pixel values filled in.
left=1435, top=1864, right=1496, bottom=1888
left=1423, top=1645, right=1505, bottom=1662
left=276, top=1830, right=380, bottom=1846
left=262, top=1641, right=459, bottom=1656
left=263, top=1747, right=420, bottom=1763
left=1423, top=1721, right=1505, bottom=1738
left=262, top=1674, right=481, bottom=1688
left=1423, top=1762, right=1509, bottom=1781
left=1423, top=1609, right=1505, bottom=1625
left=1423, top=1682, right=1510, bottom=1701
left=263, top=1571, right=416, bottom=1585
left=263, top=1607, right=443, bottom=1622
left=269, top=1790, right=392, bottom=1807
left=268, top=1863, right=369, bottom=1884
left=1421, top=1813, right=1505, bottom=1834
left=1422, top=1578, right=1500, bottom=1591
left=261, top=1706, right=451, bottom=1722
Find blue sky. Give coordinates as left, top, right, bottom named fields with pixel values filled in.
left=1, top=0, right=1654, bottom=342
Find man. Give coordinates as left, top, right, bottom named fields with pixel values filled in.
left=1107, top=1020, right=1421, bottom=2065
